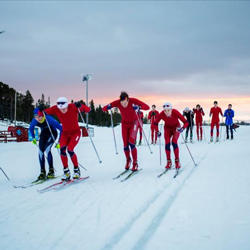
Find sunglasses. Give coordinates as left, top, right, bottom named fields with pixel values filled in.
left=163, top=105, right=171, bottom=108
left=57, top=102, right=66, bottom=105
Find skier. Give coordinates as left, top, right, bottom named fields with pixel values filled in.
left=183, top=107, right=194, bottom=143
left=148, top=105, right=160, bottom=144
left=224, top=104, right=235, bottom=140
left=103, top=91, right=150, bottom=171
left=29, top=107, right=62, bottom=180
left=137, top=108, right=144, bottom=145
left=43, top=97, right=90, bottom=180
left=155, top=102, right=189, bottom=169
left=209, top=101, right=223, bottom=142
left=193, top=104, right=205, bottom=141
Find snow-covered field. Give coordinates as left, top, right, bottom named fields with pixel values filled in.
left=0, top=124, right=249, bottom=250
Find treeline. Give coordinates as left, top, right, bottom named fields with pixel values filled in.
left=0, top=82, right=124, bottom=126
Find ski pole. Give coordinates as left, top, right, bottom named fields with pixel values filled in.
left=135, top=111, right=153, bottom=154
left=0, top=167, right=10, bottom=181
left=181, top=133, right=197, bottom=166
left=159, top=123, right=163, bottom=165
left=78, top=109, right=102, bottom=163
left=110, top=110, right=118, bottom=154
left=219, top=117, right=223, bottom=142
left=42, top=111, right=87, bottom=171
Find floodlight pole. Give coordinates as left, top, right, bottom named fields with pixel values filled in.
left=14, top=91, right=17, bottom=126
left=81, top=74, right=93, bottom=128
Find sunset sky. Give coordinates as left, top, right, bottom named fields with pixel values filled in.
left=1, top=1, right=250, bottom=121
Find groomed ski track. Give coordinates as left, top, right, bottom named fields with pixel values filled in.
left=0, top=125, right=249, bottom=250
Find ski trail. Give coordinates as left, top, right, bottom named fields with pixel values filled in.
left=102, top=144, right=215, bottom=250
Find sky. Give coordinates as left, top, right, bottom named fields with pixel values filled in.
left=0, top=1, right=250, bottom=121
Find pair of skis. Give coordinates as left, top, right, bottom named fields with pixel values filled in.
left=37, top=176, right=89, bottom=193
left=157, top=168, right=180, bottom=178
left=113, top=169, right=142, bottom=182
left=14, top=176, right=60, bottom=189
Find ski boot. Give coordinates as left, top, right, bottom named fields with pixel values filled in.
left=61, top=168, right=71, bottom=181
left=226, top=134, right=229, bottom=140
left=190, top=137, right=193, bottom=143
left=131, top=161, right=138, bottom=171
left=231, top=135, right=234, bottom=140
left=165, top=160, right=172, bottom=169
left=125, top=158, right=132, bottom=170
left=175, top=159, right=181, bottom=169
left=73, top=167, right=81, bottom=179
left=210, top=137, right=213, bottom=142
left=216, top=137, right=219, bottom=142
left=138, top=140, right=142, bottom=146
left=38, top=170, right=46, bottom=180
left=47, top=168, right=55, bottom=179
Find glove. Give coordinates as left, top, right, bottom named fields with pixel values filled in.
left=74, top=101, right=81, bottom=108
left=201, top=108, right=203, bottom=112
left=107, top=104, right=112, bottom=110
left=32, top=138, right=37, bottom=145
left=152, top=112, right=156, bottom=116
left=177, top=127, right=184, bottom=133
left=55, top=142, right=60, bottom=149
left=133, top=105, right=139, bottom=111
left=157, top=131, right=161, bottom=137
left=38, top=104, right=45, bottom=111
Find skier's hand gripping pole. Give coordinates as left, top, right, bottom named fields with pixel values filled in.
left=78, top=109, right=102, bottom=163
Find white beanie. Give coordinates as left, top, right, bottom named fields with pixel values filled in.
left=184, top=107, right=190, bottom=111
left=57, top=97, right=68, bottom=109
left=163, top=102, right=173, bottom=109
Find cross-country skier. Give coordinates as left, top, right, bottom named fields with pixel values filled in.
left=224, top=104, right=235, bottom=140
left=103, top=91, right=149, bottom=171
left=183, top=107, right=194, bottom=143
left=29, top=107, right=62, bottom=180
left=193, top=104, right=205, bottom=141
left=44, top=97, right=90, bottom=180
left=155, top=102, right=189, bottom=169
left=209, top=101, right=223, bottom=142
left=137, top=109, right=144, bottom=145
left=148, top=105, right=160, bottom=144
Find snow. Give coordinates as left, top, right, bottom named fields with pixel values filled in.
left=0, top=124, right=250, bottom=250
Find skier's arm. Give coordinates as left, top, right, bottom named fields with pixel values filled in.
left=224, top=110, right=227, bottom=117
left=220, top=108, right=223, bottom=117
left=175, top=110, right=189, bottom=129
left=209, top=108, right=212, bottom=117
left=148, top=111, right=152, bottom=120
left=79, top=104, right=91, bottom=113
left=44, top=106, right=56, bottom=116
left=102, top=100, right=120, bottom=111
left=154, top=111, right=164, bottom=132
left=131, top=98, right=150, bottom=111
left=231, top=110, right=235, bottom=118
left=29, top=119, right=38, bottom=139
left=201, top=108, right=205, bottom=116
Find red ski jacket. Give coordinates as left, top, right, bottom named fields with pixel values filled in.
left=45, top=103, right=90, bottom=132
left=193, top=108, right=205, bottom=122
left=103, top=98, right=149, bottom=124
left=154, top=109, right=189, bottom=131
left=210, top=107, right=223, bottom=123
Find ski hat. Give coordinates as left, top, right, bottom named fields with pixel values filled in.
left=163, top=102, right=172, bottom=110
left=57, top=97, right=68, bottom=109
left=33, top=107, right=44, bottom=117
left=184, top=107, right=190, bottom=111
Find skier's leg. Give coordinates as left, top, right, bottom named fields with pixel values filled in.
left=164, top=129, right=172, bottom=169
left=172, top=130, right=181, bottom=168
left=127, top=120, right=139, bottom=171
left=38, top=135, right=46, bottom=179
left=151, top=126, right=154, bottom=143
left=196, top=122, right=200, bottom=140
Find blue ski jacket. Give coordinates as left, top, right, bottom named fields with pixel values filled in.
left=29, top=115, right=62, bottom=140
left=224, top=109, right=234, bottom=125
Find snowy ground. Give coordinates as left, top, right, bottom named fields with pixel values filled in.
left=0, top=124, right=250, bottom=250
